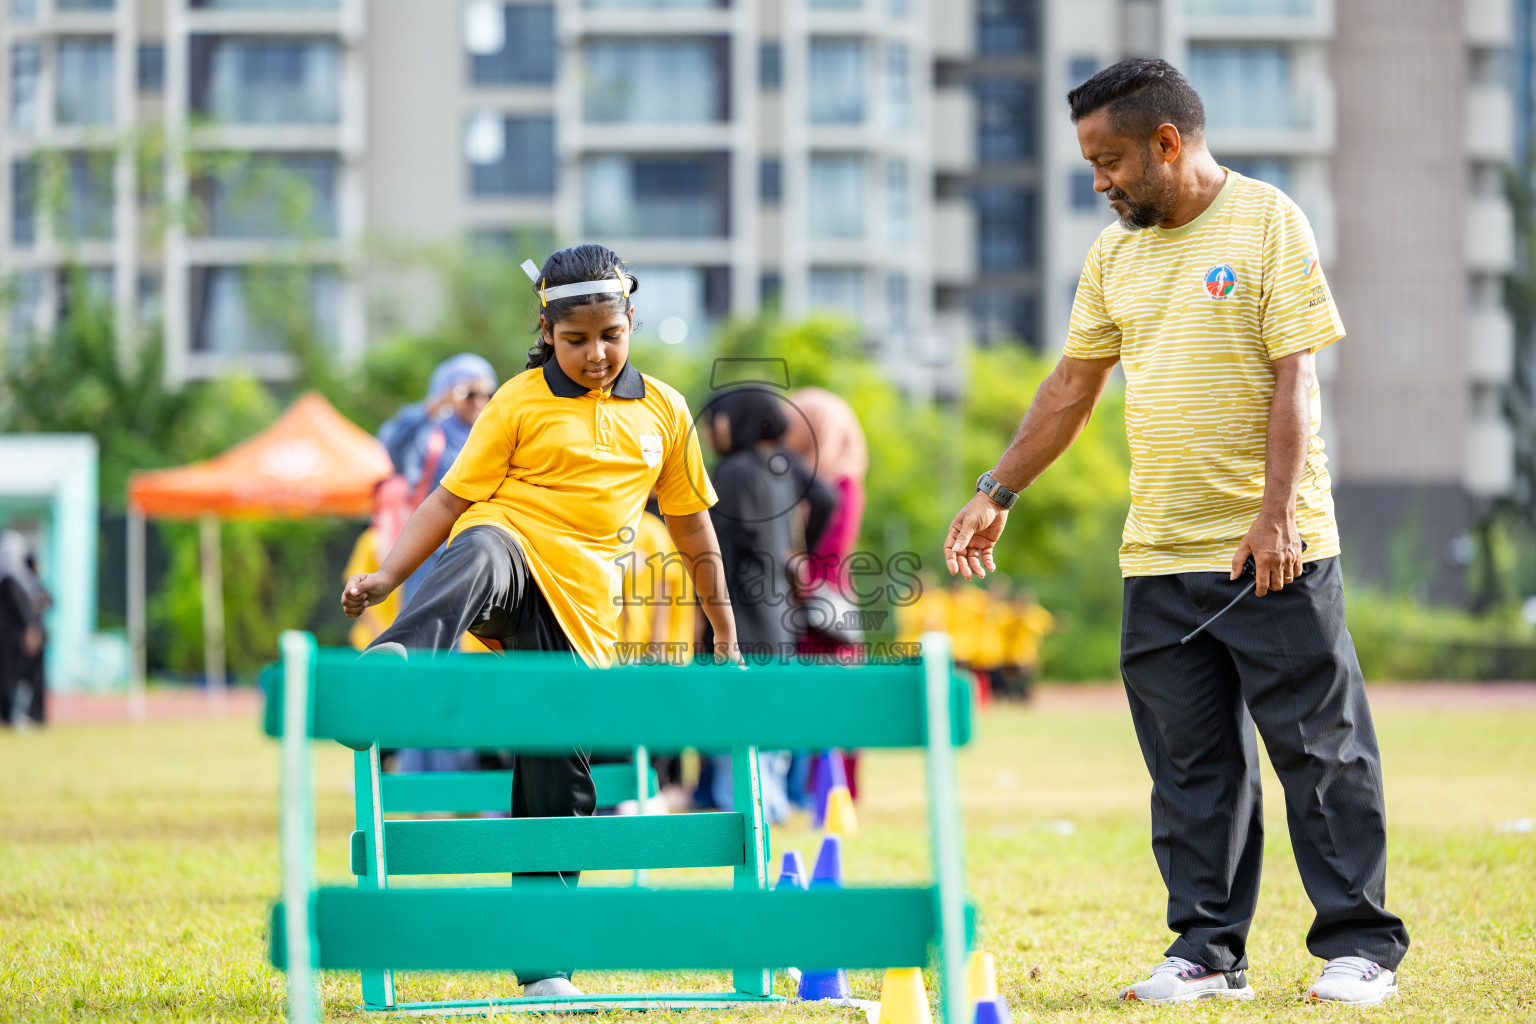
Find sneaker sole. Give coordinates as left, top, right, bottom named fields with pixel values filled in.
left=1122, top=986, right=1256, bottom=1005
left=1306, top=983, right=1398, bottom=1007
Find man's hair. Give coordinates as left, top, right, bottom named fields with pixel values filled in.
left=1066, top=57, right=1205, bottom=144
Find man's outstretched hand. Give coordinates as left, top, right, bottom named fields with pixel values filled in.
left=944, top=494, right=1010, bottom=580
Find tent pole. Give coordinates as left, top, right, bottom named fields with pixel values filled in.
left=200, top=514, right=227, bottom=709
left=127, top=505, right=146, bottom=722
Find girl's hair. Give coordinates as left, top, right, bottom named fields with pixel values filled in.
left=525, top=244, right=640, bottom=370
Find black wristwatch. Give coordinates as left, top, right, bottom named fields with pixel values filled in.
left=976, top=471, right=1019, bottom=510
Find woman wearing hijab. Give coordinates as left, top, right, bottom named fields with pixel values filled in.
left=0, top=530, right=46, bottom=727
left=376, top=354, right=498, bottom=775
left=378, top=353, right=499, bottom=607
left=694, top=387, right=835, bottom=818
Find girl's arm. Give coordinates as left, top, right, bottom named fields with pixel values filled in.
left=342, top=486, right=472, bottom=618
left=663, top=509, right=741, bottom=663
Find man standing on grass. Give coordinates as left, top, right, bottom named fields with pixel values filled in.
left=943, top=58, right=1410, bottom=1006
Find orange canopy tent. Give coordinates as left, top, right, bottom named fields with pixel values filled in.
left=124, top=393, right=392, bottom=713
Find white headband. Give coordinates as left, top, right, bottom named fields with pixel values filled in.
left=521, top=258, right=632, bottom=307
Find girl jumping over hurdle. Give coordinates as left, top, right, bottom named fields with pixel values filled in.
left=340, top=243, right=739, bottom=998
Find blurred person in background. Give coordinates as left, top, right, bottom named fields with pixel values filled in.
left=694, top=386, right=832, bottom=820
left=782, top=387, right=868, bottom=803
left=379, top=353, right=499, bottom=608
left=944, top=58, right=1409, bottom=1006
left=376, top=354, right=499, bottom=775
left=998, top=588, right=1055, bottom=701
left=0, top=530, right=48, bottom=727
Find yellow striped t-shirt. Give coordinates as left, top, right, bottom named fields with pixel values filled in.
left=1064, top=171, right=1344, bottom=577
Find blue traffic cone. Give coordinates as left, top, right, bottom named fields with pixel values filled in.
left=812, top=751, right=849, bottom=827
left=798, top=834, right=851, bottom=1000
left=798, top=967, right=853, bottom=1000
left=810, top=834, right=843, bottom=888
left=777, top=849, right=808, bottom=890
left=973, top=997, right=1012, bottom=1024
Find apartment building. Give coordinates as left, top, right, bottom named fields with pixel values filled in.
left=1, top=0, right=977, bottom=396
left=1035, top=0, right=1517, bottom=599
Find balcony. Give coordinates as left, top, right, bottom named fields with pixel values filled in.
left=931, top=89, right=974, bottom=175
left=933, top=199, right=975, bottom=282
left=1467, top=306, right=1515, bottom=385
left=1466, top=197, right=1515, bottom=273
left=1184, top=0, right=1332, bottom=40
left=1465, top=412, right=1515, bottom=498
left=1465, top=0, right=1513, bottom=48
left=1465, top=85, right=1513, bottom=163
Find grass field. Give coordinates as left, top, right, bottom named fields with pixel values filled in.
left=2, top=693, right=1533, bottom=1023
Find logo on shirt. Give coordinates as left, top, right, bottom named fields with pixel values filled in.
left=639, top=433, right=664, bottom=468
left=1203, top=264, right=1238, bottom=299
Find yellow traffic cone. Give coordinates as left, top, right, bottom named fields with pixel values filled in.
left=967, top=951, right=998, bottom=1001
left=824, top=786, right=859, bottom=837
left=877, top=968, right=933, bottom=1024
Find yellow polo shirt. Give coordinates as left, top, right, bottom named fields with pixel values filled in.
left=441, top=360, right=716, bottom=665
left=1064, top=171, right=1344, bottom=576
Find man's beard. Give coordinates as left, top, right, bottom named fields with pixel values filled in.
left=1107, top=165, right=1177, bottom=230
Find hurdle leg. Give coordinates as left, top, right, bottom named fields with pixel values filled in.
left=279, top=631, right=320, bottom=1024
left=731, top=744, right=772, bottom=996
left=922, top=633, right=968, bottom=1024
left=353, top=744, right=395, bottom=1009
left=633, top=745, right=651, bottom=887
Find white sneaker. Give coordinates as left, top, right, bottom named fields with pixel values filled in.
left=1120, top=956, right=1255, bottom=1004
left=1307, top=957, right=1398, bottom=1006
left=522, top=978, right=583, bottom=998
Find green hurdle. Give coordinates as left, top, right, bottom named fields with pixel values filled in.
left=264, top=632, right=975, bottom=1021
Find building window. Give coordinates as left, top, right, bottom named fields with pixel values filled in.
left=627, top=264, right=728, bottom=345
left=1070, top=169, right=1098, bottom=210
left=885, top=42, right=911, bottom=130
left=759, top=42, right=782, bottom=89
left=7, top=271, right=42, bottom=343
left=584, top=37, right=728, bottom=122
left=1185, top=0, right=1313, bottom=15
left=808, top=154, right=865, bottom=240
left=471, top=5, right=555, bottom=85
left=56, top=266, right=114, bottom=322
left=10, top=0, right=37, bottom=19
left=972, top=290, right=1036, bottom=346
left=809, top=267, right=865, bottom=319
left=1068, top=56, right=1097, bottom=87
left=889, top=0, right=910, bottom=14
left=137, top=271, right=161, bottom=325
left=809, top=0, right=862, bottom=8
left=759, top=157, right=782, bottom=203
left=63, top=152, right=116, bottom=241
left=759, top=272, right=782, bottom=307
left=975, top=77, right=1034, bottom=163
left=974, top=185, right=1035, bottom=271
left=1221, top=156, right=1290, bottom=192
left=11, top=159, right=36, bottom=247
left=885, top=156, right=910, bottom=245
left=138, top=43, right=166, bottom=93
left=190, top=37, right=341, bottom=125
left=196, top=153, right=338, bottom=239
left=583, top=0, right=725, bottom=7
left=977, top=0, right=1036, bottom=56
left=469, top=225, right=555, bottom=256
left=56, top=37, right=116, bottom=127
left=1187, top=44, right=1305, bottom=132
left=191, top=0, right=339, bottom=6
left=809, top=39, right=865, bottom=124
left=583, top=154, right=730, bottom=238
left=57, top=0, right=114, bottom=9
left=191, top=265, right=340, bottom=353
left=9, top=43, right=40, bottom=134
left=468, top=116, right=556, bottom=196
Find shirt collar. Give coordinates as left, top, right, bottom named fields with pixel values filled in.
left=541, top=358, right=646, bottom=400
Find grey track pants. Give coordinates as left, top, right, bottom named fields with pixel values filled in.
left=1120, top=556, right=1410, bottom=971
left=369, top=524, right=594, bottom=984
